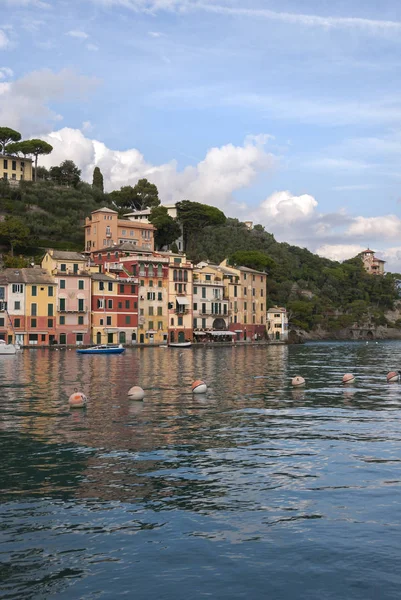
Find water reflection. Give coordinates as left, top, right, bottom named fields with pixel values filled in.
left=1, top=342, right=401, bottom=599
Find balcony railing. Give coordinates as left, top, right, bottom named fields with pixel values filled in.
left=58, top=307, right=88, bottom=313
left=198, top=310, right=229, bottom=317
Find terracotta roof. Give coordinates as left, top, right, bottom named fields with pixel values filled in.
left=118, top=219, right=155, bottom=230
left=91, top=273, right=116, bottom=282
left=91, top=207, right=118, bottom=214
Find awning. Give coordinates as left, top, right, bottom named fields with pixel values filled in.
left=210, top=330, right=236, bottom=336
left=176, top=297, right=190, bottom=305
left=234, top=330, right=243, bottom=333
left=194, top=331, right=206, bottom=336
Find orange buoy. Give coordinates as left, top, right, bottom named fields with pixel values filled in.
left=291, top=376, right=305, bottom=387
left=387, top=371, right=399, bottom=383
left=342, top=373, right=356, bottom=385
left=68, top=390, right=87, bottom=408
left=128, top=386, right=145, bottom=400
left=192, top=380, right=207, bottom=394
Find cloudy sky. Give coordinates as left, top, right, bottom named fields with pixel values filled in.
left=2, top=0, right=401, bottom=270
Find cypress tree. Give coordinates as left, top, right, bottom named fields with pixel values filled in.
left=92, top=166, right=104, bottom=193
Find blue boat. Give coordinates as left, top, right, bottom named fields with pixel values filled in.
left=77, top=344, right=125, bottom=355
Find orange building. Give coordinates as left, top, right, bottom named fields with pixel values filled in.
left=84, top=207, right=155, bottom=253
left=360, top=248, right=385, bottom=275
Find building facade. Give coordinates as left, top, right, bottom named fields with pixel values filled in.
left=42, top=250, right=91, bottom=346
left=193, top=265, right=229, bottom=335
left=360, top=248, right=385, bottom=275
left=161, top=252, right=193, bottom=344
left=91, top=273, right=119, bottom=344
left=84, top=207, right=155, bottom=253
left=2, top=155, right=33, bottom=183
left=267, top=307, right=288, bottom=341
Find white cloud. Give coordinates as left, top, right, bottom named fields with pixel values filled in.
left=0, top=67, right=13, bottom=80
left=346, top=215, right=401, bottom=238
left=67, top=30, right=89, bottom=39
left=253, top=190, right=318, bottom=224
left=316, top=244, right=366, bottom=262
left=39, top=128, right=276, bottom=208
left=87, top=43, right=99, bottom=51
left=0, top=30, right=10, bottom=49
left=0, top=68, right=100, bottom=134
left=89, top=0, right=401, bottom=36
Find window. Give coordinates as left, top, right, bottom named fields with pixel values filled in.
left=78, top=299, right=84, bottom=311
left=108, top=282, right=113, bottom=292
left=261, top=289, right=264, bottom=297
left=157, top=306, right=162, bottom=316
left=78, top=280, right=84, bottom=290
left=60, top=316, right=65, bottom=325
left=158, top=321, right=163, bottom=330
left=31, top=303, right=37, bottom=316
left=78, top=316, right=84, bottom=325
left=253, top=302, right=256, bottom=312
left=253, top=275, right=255, bottom=281
left=171, top=318, right=174, bottom=326
left=234, top=315, right=237, bottom=323
left=194, top=287, right=198, bottom=295
left=202, top=287, right=206, bottom=298
left=202, top=318, right=206, bottom=328
left=149, top=307, right=154, bottom=316
left=253, top=315, right=256, bottom=324
left=202, top=303, right=206, bottom=314
left=205, top=274, right=211, bottom=281
left=60, top=264, right=66, bottom=272
left=107, top=299, right=113, bottom=309
left=125, top=315, right=131, bottom=324
left=261, top=303, right=264, bottom=312
left=100, top=319, right=104, bottom=325
left=3, top=172, right=8, bottom=180
left=158, top=264, right=163, bottom=277
left=148, top=265, right=154, bottom=277
left=0, top=317, right=4, bottom=327
left=140, top=280, right=145, bottom=287
left=132, top=265, right=137, bottom=276
left=3, top=159, right=8, bottom=169
left=261, top=316, right=264, bottom=324
left=12, top=284, right=23, bottom=294
left=244, top=315, right=247, bottom=324
left=31, top=318, right=37, bottom=328
left=131, top=285, right=136, bottom=294
left=193, top=303, right=197, bottom=310
left=59, top=298, right=66, bottom=311
left=14, top=318, right=20, bottom=328
left=122, top=229, right=126, bottom=236
left=99, top=281, right=104, bottom=291
left=106, top=316, right=112, bottom=325
left=147, top=292, right=156, bottom=301
left=32, top=286, right=37, bottom=297
left=97, top=299, right=104, bottom=309
left=48, top=318, right=53, bottom=328
left=158, top=292, right=162, bottom=301
left=11, top=160, right=16, bottom=170
left=149, top=280, right=153, bottom=287
left=193, top=318, right=197, bottom=328
left=14, top=301, right=20, bottom=310
left=118, top=302, right=122, bottom=309
left=140, top=308, right=144, bottom=316
left=41, top=334, right=46, bottom=342
left=178, top=316, right=183, bottom=326
left=158, top=280, right=162, bottom=288
left=125, top=300, right=130, bottom=309
left=48, top=304, right=53, bottom=316
left=244, top=302, right=247, bottom=310
left=149, top=321, right=154, bottom=330
left=234, top=286, right=237, bottom=297
left=134, top=302, right=137, bottom=309
left=252, top=288, right=255, bottom=296
left=243, top=273, right=247, bottom=280
left=119, top=284, right=125, bottom=293
left=76, top=333, right=83, bottom=343
left=60, top=280, right=66, bottom=289
left=48, top=286, right=54, bottom=296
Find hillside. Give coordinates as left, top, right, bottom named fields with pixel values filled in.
left=0, top=179, right=400, bottom=332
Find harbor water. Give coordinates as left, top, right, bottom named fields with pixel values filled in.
left=1, top=341, right=401, bottom=599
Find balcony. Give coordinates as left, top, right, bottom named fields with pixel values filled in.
left=174, top=309, right=189, bottom=315
left=198, top=310, right=229, bottom=317
left=58, top=307, right=88, bottom=313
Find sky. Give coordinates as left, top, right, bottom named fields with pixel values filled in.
left=2, top=0, right=401, bottom=270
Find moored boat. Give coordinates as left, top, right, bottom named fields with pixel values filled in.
left=0, top=340, right=19, bottom=355
left=77, top=344, right=125, bottom=355
left=168, top=342, right=192, bottom=348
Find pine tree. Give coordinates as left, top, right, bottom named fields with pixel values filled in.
left=92, top=166, right=104, bottom=193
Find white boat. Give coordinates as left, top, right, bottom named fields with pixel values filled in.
left=0, top=340, right=19, bottom=355
left=168, top=342, right=192, bottom=348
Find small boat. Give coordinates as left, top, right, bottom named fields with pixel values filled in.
left=0, top=340, right=19, bottom=355
left=77, top=344, right=125, bottom=355
left=168, top=342, right=192, bottom=348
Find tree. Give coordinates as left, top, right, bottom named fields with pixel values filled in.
left=0, top=216, right=30, bottom=256
left=92, top=166, right=104, bottom=193
left=49, top=160, right=81, bottom=187
left=230, top=250, right=275, bottom=272
left=35, top=166, right=50, bottom=181
left=110, top=178, right=160, bottom=212
left=6, top=139, right=53, bottom=181
left=0, top=127, right=21, bottom=154
left=149, top=205, right=181, bottom=249
left=176, top=200, right=226, bottom=254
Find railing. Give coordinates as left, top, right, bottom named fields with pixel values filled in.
left=198, top=310, right=229, bottom=317
left=58, top=308, right=88, bottom=313
left=174, top=309, right=189, bottom=315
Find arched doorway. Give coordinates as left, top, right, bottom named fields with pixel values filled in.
left=275, top=331, right=280, bottom=340
left=96, top=331, right=101, bottom=344
left=213, top=318, right=226, bottom=330
left=119, top=331, right=126, bottom=344
left=178, top=331, right=185, bottom=343
left=131, top=332, right=137, bottom=344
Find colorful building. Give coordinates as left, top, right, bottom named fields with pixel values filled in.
left=193, top=264, right=229, bottom=338
left=136, top=254, right=169, bottom=344
left=159, top=252, right=193, bottom=344
left=42, top=250, right=91, bottom=346
left=84, top=207, right=155, bottom=253
left=267, top=307, right=288, bottom=341
left=91, top=272, right=119, bottom=345
left=359, top=248, right=385, bottom=275
left=2, top=154, right=33, bottom=183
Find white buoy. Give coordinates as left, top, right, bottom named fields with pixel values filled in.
left=291, top=376, right=305, bottom=387
left=342, top=373, right=356, bottom=385
left=192, top=380, right=207, bottom=394
left=387, top=371, right=399, bottom=383
left=128, top=386, right=145, bottom=400
left=68, top=390, right=87, bottom=408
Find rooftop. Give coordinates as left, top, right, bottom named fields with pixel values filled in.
left=48, top=250, right=86, bottom=261
left=1, top=267, right=55, bottom=284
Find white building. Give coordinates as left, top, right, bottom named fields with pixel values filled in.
left=193, top=264, right=229, bottom=335
left=124, top=203, right=184, bottom=252
left=266, top=306, right=288, bottom=341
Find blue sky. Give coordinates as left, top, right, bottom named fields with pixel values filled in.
left=2, top=0, right=401, bottom=268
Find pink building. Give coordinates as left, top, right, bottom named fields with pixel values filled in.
left=42, top=250, right=92, bottom=345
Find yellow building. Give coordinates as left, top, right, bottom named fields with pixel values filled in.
left=23, top=268, right=57, bottom=346
left=84, top=207, right=155, bottom=253
left=267, top=306, right=288, bottom=341
left=2, top=155, right=33, bottom=183
left=158, top=252, right=193, bottom=344
left=134, top=254, right=170, bottom=344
